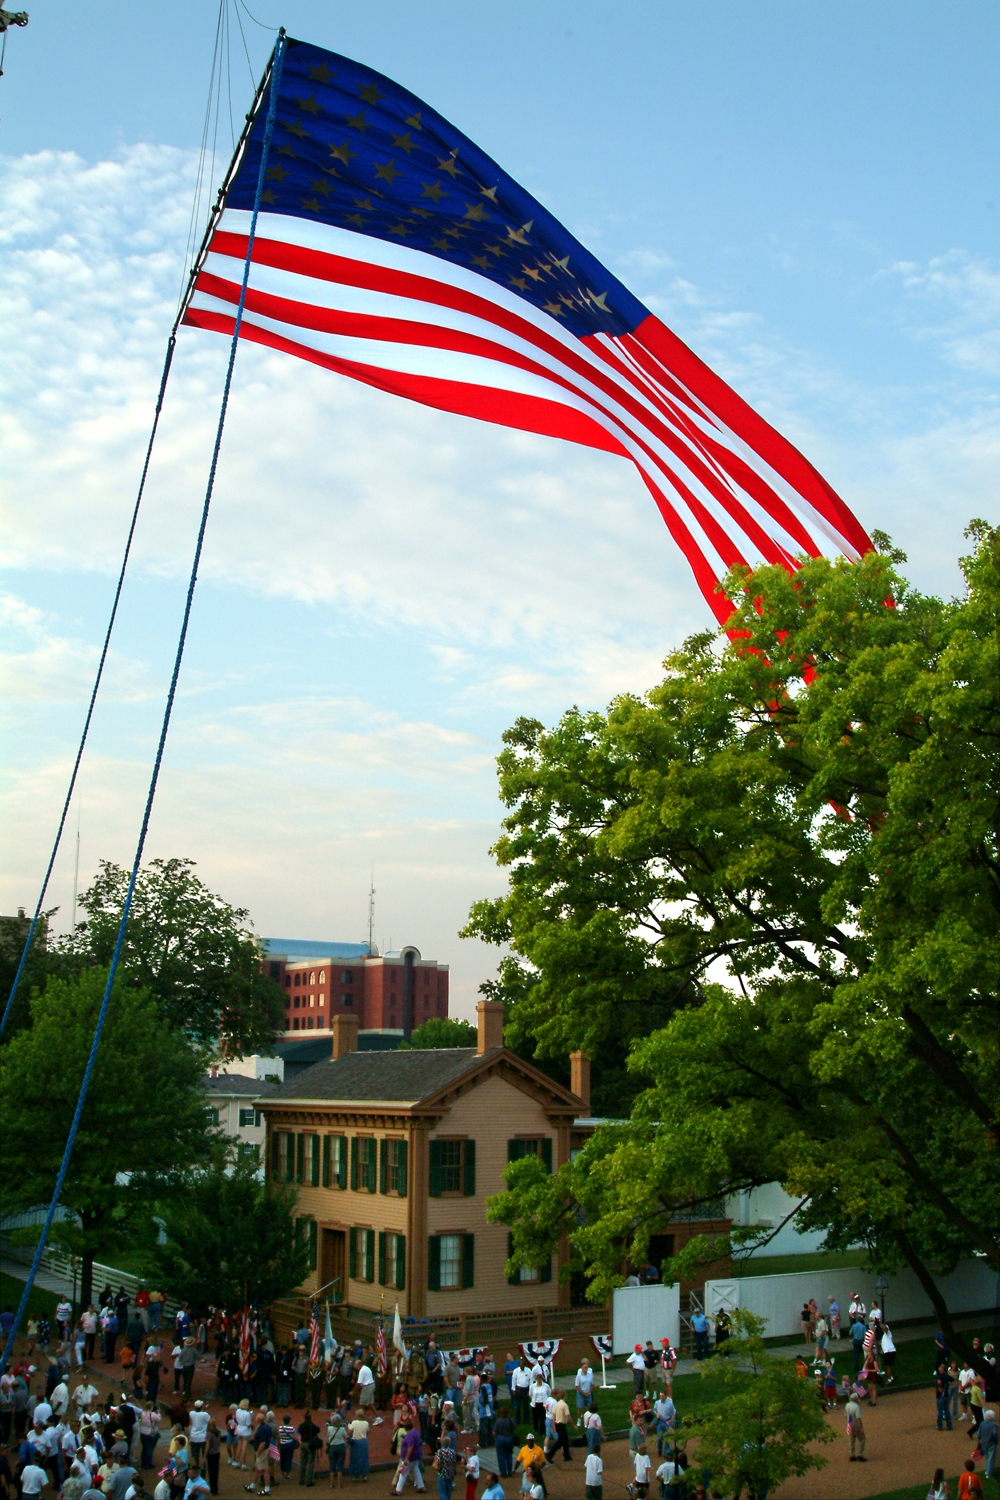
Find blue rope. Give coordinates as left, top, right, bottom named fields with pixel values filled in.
left=0, top=333, right=177, bottom=1041
left=0, top=29, right=287, bottom=1376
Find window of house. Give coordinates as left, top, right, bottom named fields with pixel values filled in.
left=307, top=1016, right=314, bottom=1029
left=381, top=1230, right=406, bottom=1289
left=353, top=1135, right=377, bottom=1192
left=293, top=1017, right=300, bottom=1030
left=343, top=993, right=353, bottom=1006
left=297, top=1215, right=318, bottom=1270
left=208, top=1106, right=220, bottom=1126
left=239, top=1141, right=259, bottom=1163
left=294, top=995, right=300, bottom=1009
left=341, top=970, right=353, bottom=984
left=238, top=1107, right=261, bottom=1128
left=294, top=973, right=301, bottom=986
left=506, top=1231, right=551, bottom=1286
left=278, top=1131, right=294, bottom=1182
left=324, top=1134, right=348, bottom=1189
left=428, top=1138, right=475, bottom=1196
left=438, top=1233, right=462, bottom=1288
left=350, top=1226, right=376, bottom=1283
left=508, top=1138, right=553, bottom=1171
left=319, top=971, right=325, bottom=985
left=269, top=961, right=281, bottom=980
left=310, top=971, right=315, bottom=984
left=380, top=1137, right=408, bottom=1196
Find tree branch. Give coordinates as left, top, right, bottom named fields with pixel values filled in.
left=892, top=1225, right=995, bottom=1381
left=901, top=1004, right=998, bottom=1140
left=871, top=1112, right=1000, bottom=1269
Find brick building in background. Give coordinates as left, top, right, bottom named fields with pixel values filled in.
left=262, top=938, right=449, bottom=1045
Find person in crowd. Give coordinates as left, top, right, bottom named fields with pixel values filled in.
left=432, top=1423, right=457, bottom=1500
left=325, top=1409, right=347, bottom=1489
left=652, top=1391, right=675, bottom=1455
left=956, top=1457, right=983, bottom=1500
left=828, top=1296, right=841, bottom=1342
left=509, top=1360, right=532, bottom=1427
left=959, top=1361, right=976, bottom=1422
left=480, top=1477, right=504, bottom=1500
left=297, top=1410, right=321, bottom=1489
left=138, top=1403, right=161, bottom=1470
left=926, top=1467, right=948, bottom=1500
left=347, top=1408, right=370, bottom=1483
left=492, top=1405, right=515, bottom=1477
left=188, top=1402, right=210, bottom=1469
left=845, top=1394, right=866, bottom=1462
left=234, top=1401, right=253, bottom=1470
left=514, top=1435, right=545, bottom=1496
left=476, top=1380, right=493, bottom=1447
left=690, top=1313, right=710, bottom=1362
left=394, top=1417, right=424, bottom=1493
left=862, top=1346, right=880, bottom=1405
left=978, top=1409, right=998, bottom=1482
left=880, top=1323, right=897, bottom=1385
left=574, top=1359, right=594, bottom=1414
left=461, top=1445, right=479, bottom=1500
left=626, top=1346, right=647, bottom=1393
left=938, top=1364, right=955, bottom=1431
left=528, top=1371, right=550, bottom=1436
left=584, top=1445, right=603, bottom=1500
left=850, top=1314, right=867, bottom=1372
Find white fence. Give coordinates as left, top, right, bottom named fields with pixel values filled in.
left=612, top=1284, right=681, bottom=1354
left=704, top=1258, right=998, bottom=1338
left=1, top=1236, right=176, bottom=1319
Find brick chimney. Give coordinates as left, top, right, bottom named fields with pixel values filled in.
left=332, top=1013, right=359, bottom=1059
left=476, top=1000, right=505, bottom=1055
left=570, top=1051, right=591, bottom=1112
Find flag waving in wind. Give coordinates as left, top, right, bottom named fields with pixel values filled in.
left=184, top=37, right=871, bottom=623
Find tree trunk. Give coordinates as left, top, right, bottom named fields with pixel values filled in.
left=893, top=1226, right=994, bottom=1383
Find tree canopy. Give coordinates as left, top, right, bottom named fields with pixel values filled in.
left=60, top=857, right=285, bottom=1054
left=398, top=1017, right=478, bottom=1049
left=471, top=525, right=999, bottom=1368
left=150, top=1152, right=312, bottom=1311
left=0, top=968, right=218, bottom=1303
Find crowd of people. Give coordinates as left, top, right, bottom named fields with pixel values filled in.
left=2, top=1283, right=997, bottom=1500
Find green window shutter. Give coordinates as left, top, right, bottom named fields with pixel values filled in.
left=296, top=1133, right=305, bottom=1183
left=271, top=1130, right=281, bottom=1178
left=428, top=1236, right=441, bottom=1292
left=311, top=1134, right=321, bottom=1186
left=349, top=1227, right=357, bottom=1280
left=350, top=1135, right=359, bottom=1191
left=322, top=1135, right=331, bottom=1188
left=379, top=1138, right=388, bottom=1195
left=366, top=1143, right=377, bottom=1193
left=463, top=1139, right=476, bottom=1197
left=365, top=1229, right=375, bottom=1283
left=337, top=1135, right=348, bottom=1190
left=541, top=1138, right=553, bottom=1173
left=378, top=1231, right=387, bottom=1286
left=539, top=1254, right=552, bottom=1283
left=309, top=1219, right=318, bottom=1270
left=462, top=1233, right=475, bottom=1289
left=507, top=1232, right=520, bottom=1287
left=397, top=1234, right=406, bottom=1291
left=507, top=1139, right=523, bottom=1163
left=428, top=1140, right=443, bottom=1197
left=398, top=1139, right=408, bottom=1198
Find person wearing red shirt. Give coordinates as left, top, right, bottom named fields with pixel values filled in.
left=957, top=1458, right=984, bottom=1499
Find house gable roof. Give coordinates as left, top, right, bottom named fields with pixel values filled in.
left=202, top=1074, right=281, bottom=1097
left=260, top=1046, right=582, bottom=1114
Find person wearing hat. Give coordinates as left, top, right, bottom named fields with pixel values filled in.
left=188, top=1403, right=209, bottom=1469
left=626, top=1346, right=646, bottom=1395
left=513, top=1435, right=545, bottom=1495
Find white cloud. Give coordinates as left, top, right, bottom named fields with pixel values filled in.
left=887, top=249, right=1000, bottom=376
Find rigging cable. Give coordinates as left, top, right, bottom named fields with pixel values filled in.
left=0, top=27, right=288, bottom=1375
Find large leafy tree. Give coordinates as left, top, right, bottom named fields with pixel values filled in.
left=151, top=1154, right=311, bottom=1311
left=398, top=1017, right=477, bottom=1049
left=469, top=525, right=999, bottom=1370
left=62, top=857, right=284, bottom=1054
left=0, top=969, right=218, bottom=1304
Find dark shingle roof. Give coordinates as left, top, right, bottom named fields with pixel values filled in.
left=265, top=1048, right=486, bottom=1103
left=202, top=1074, right=281, bottom=1096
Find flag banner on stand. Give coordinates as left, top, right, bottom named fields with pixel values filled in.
left=393, top=1303, right=410, bottom=1361
left=376, top=1316, right=388, bottom=1375
left=323, top=1303, right=338, bottom=1366
left=443, top=1346, right=487, bottom=1367
left=184, top=38, right=871, bottom=626
left=308, top=1302, right=322, bottom=1376
left=238, top=1306, right=253, bottom=1378
left=520, top=1339, right=561, bottom=1365
left=590, top=1335, right=613, bottom=1360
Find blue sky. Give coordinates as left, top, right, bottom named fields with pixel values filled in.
left=2, top=1, right=998, bottom=1016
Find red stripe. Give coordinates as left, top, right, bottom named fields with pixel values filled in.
left=197, top=260, right=794, bottom=570
left=208, top=233, right=806, bottom=564
left=184, top=302, right=732, bottom=619
left=183, top=304, right=629, bottom=456
left=630, top=315, right=873, bottom=556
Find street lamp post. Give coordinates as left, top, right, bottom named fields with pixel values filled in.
left=874, top=1274, right=889, bottom=1324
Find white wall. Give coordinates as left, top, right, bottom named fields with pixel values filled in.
left=726, top=1184, right=837, bottom=1258
left=218, top=1054, right=285, bottom=1081
left=704, top=1258, right=998, bottom=1338
left=613, top=1284, right=681, bottom=1354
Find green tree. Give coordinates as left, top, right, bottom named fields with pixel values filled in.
left=687, top=1312, right=833, bottom=1499
left=398, top=1017, right=478, bottom=1049
left=150, top=1153, right=311, bottom=1311
left=0, top=969, right=218, bottom=1304
left=62, top=857, right=284, bottom=1054
left=470, top=526, right=999, bottom=1370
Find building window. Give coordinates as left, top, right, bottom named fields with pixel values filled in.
left=309, top=994, right=315, bottom=1007
left=294, top=974, right=301, bottom=987
left=277, top=1131, right=294, bottom=1182
left=285, top=976, right=291, bottom=987
left=428, top=1233, right=474, bottom=1290
left=238, top=1141, right=260, bottom=1163
left=324, top=1134, right=349, bottom=1189
left=352, top=1135, right=377, bottom=1193
left=343, top=993, right=353, bottom=1006
left=310, top=971, right=315, bottom=984
left=506, top=1231, right=551, bottom=1286
left=294, top=995, right=300, bottom=1009
left=269, top=961, right=281, bottom=980
left=208, top=1106, right=220, bottom=1126
left=350, top=1226, right=376, bottom=1283
left=238, top=1107, right=261, bottom=1128
left=341, top=970, right=353, bottom=984
left=428, top=1138, right=475, bottom=1197
left=379, top=1138, right=408, bottom=1196
left=293, top=1017, right=300, bottom=1030
left=508, top=1138, right=553, bottom=1171
left=297, top=1215, right=318, bottom=1270
left=284, top=997, right=290, bottom=1009
left=307, top=1016, right=314, bottom=1029
left=380, top=1231, right=406, bottom=1290
left=319, top=970, right=326, bottom=984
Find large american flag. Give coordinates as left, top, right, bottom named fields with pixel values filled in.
left=183, top=37, right=871, bottom=623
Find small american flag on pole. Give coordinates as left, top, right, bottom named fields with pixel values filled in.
left=309, top=1303, right=322, bottom=1376
left=183, top=37, right=872, bottom=626
left=238, top=1306, right=253, bottom=1379
left=375, top=1316, right=388, bottom=1376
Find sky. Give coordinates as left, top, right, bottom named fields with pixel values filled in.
left=2, top=1, right=998, bottom=1019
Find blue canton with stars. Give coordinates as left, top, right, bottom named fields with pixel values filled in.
left=224, top=38, right=648, bottom=341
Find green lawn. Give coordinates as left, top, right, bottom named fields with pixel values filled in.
left=732, top=1250, right=867, bottom=1277
left=864, top=1479, right=1000, bottom=1500
left=0, top=1269, right=61, bottom=1323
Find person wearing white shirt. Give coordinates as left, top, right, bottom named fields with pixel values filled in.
left=51, top=1381, right=70, bottom=1417
left=74, top=1382, right=99, bottom=1415
left=583, top=1409, right=604, bottom=1454
left=510, top=1360, right=533, bottom=1426
left=542, top=1395, right=557, bottom=1443
left=574, top=1361, right=595, bottom=1412
left=528, top=1378, right=550, bottom=1433
left=34, top=1400, right=54, bottom=1426
left=633, top=1445, right=651, bottom=1496
left=188, top=1402, right=210, bottom=1464
left=655, top=1457, right=678, bottom=1495
left=626, top=1346, right=646, bottom=1395
left=21, top=1462, right=49, bottom=1497
left=584, top=1450, right=603, bottom=1499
